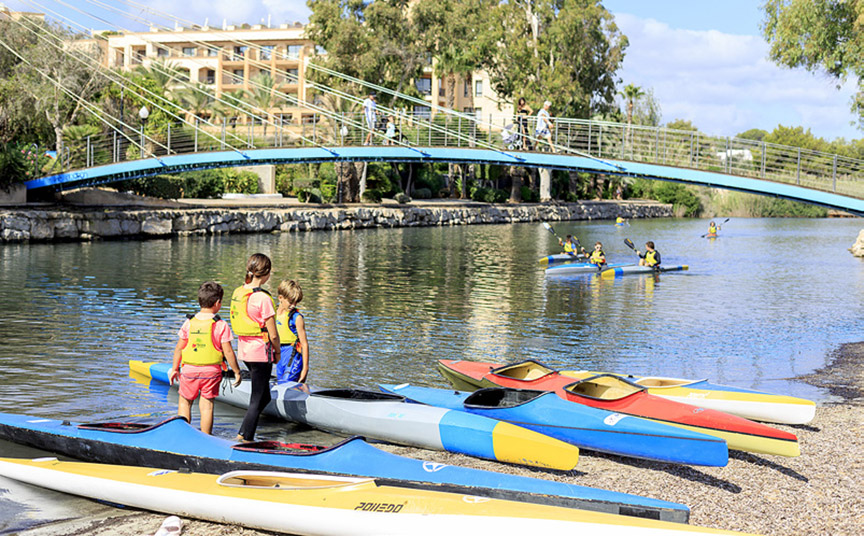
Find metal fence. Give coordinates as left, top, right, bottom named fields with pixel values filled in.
left=43, top=111, right=864, bottom=199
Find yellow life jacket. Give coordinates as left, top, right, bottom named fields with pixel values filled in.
left=616, top=217, right=624, bottom=224
left=589, top=249, right=605, bottom=264
left=563, top=241, right=576, bottom=254
left=230, top=286, right=271, bottom=337
left=644, top=250, right=659, bottom=266
left=275, top=309, right=299, bottom=346
left=708, top=224, right=717, bottom=234
left=181, top=315, right=224, bottom=366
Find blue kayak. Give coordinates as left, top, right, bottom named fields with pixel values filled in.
left=380, top=384, right=729, bottom=467
left=0, top=412, right=689, bottom=523
left=545, top=262, right=631, bottom=275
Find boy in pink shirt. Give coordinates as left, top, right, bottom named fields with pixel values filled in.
left=169, top=281, right=242, bottom=435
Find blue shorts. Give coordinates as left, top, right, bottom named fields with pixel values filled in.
left=276, top=344, right=304, bottom=383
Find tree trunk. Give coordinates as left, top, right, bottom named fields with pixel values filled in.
left=568, top=171, right=580, bottom=199
left=359, top=162, right=368, bottom=200
left=509, top=167, right=523, bottom=202
left=539, top=168, right=551, bottom=202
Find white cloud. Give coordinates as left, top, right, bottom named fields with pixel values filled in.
left=614, top=13, right=860, bottom=140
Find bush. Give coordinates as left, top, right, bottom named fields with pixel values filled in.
left=394, top=192, right=411, bottom=204
left=0, top=142, right=30, bottom=191
left=413, top=187, right=431, bottom=199
left=652, top=182, right=702, bottom=217
left=298, top=187, right=322, bottom=203
left=361, top=189, right=383, bottom=203
left=222, top=168, right=259, bottom=194
left=520, top=185, right=539, bottom=203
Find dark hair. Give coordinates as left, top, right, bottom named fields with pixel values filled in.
left=198, top=281, right=224, bottom=308
left=518, top=97, right=526, bottom=106
left=244, top=253, right=272, bottom=284
left=646, top=241, right=655, bottom=249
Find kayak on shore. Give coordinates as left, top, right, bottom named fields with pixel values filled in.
left=436, top=360, right=800, bottom=457
left=0, top=411, right=689, bottom=522
left=0, top=457, right=756, bottom=535
left=130, top=360, right=579, bottom=471
left=379, top=383, right=728, bottom=467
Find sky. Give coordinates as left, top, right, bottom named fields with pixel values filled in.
left=7, top=0, right=859, bottom=141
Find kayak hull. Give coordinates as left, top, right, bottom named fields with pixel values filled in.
left=437, top=360, right=800, bottom=457
left=130, top=361, right=579, bottom=470
left=538, top=253, right=586, bottom=266
left=0, top=458, right=751, bottom=535
left=600, top=265, right=689, bottom=278
left=0, top=411, right=689, bottom=522
left=546, top=262, right=630, bottom=275
left=559, top=372, right=815, bottom=425
left=380, top=384, right=728, bottom=467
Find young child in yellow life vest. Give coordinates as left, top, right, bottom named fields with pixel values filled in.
left=588, top=241, right=606, bottom=266
left=637, top=241, right=661, bottom=267
left=169, top=281, right=242, bottom=435
left=275, top=280, right=310, bottom=384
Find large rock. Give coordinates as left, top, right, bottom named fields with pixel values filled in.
left=850, top=230, right=864, bottom=257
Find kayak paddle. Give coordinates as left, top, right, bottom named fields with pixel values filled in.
left=701, top=218, right=729, bottom=238
left=542, top=222, right=563, bottom=241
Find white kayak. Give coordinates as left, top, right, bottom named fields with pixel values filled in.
left=600, top=265, right=689, bottom=278
left=0, top=457, right=759, bottom=536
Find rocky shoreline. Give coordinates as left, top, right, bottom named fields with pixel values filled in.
left=0, top=199, right=672, bottom=242
left=16, top=343, right=864, bottom=536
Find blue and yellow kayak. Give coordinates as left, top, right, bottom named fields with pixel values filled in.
left=0, top=411, right=689, bottom=522
left=545, top=262, right=630, bottom=275
left=0, top=457, right=757, bottom=535
left=538, top=253, right=587, bottom=266
left=600, top=265, right=689, bottom=278
left=381, top=383, right=728, bottom=467
left=130, top=360, right=579, bottom=471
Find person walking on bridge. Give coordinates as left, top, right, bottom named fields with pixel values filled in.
left=363, top=93, right=377, bottom=146
left=535, top=100, right=557, bottom=153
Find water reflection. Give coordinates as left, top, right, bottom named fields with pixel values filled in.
left=0, top=218, right=861, bottom=430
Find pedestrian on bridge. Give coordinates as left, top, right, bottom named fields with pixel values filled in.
left=535, top=100, right=557, bottom=153
left=363, top=93, right=377, bottom=146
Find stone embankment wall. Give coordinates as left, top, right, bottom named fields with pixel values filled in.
left=0, top=201, right=672, bottom=242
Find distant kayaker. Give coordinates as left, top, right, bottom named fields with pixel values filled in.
left=707, top=221, right=718, bottom=238
left=637, top=241, right=661, bottom=268
left=275, top=280, right=310, bottom=384
left=558, top=235, right=586, bottom=257
left=168, top=281, right=242, bottom=435
left=615, top=216, right=627, bottom=226
left=588, top=242, right=607, bottom=266
left=231, top=253, right=281, bottom=443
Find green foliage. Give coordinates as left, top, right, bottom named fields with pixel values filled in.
left=0, top=141, right=29, bottom=191
left=630, top=178, right=702, bottom=217
left=705, top=190, right=828, bottom=218
left=415, top=165, right=444, bottom=196
left=394, top=192, right=411, bottom=203
left=520, top=185, right=539, bottom=203
left=470, top=186, right=508, bottom=203
left=361, top=189, right=383, bottom=203
left=413, top=187, right=432, bottom=199
left=736, top=128, right=769, bottom=142
left=118, top=168, right=258, bottom=199
left=222, top=169, right=259, bottom=194
left=665, top=119, right=699, bottom=132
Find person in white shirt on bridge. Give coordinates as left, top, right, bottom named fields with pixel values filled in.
left=535, top=100, right=557, bottom=153
left=362, top=93, right=377, bottom=146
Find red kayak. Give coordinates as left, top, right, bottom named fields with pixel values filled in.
left=437, top=359, right=799, bottom=457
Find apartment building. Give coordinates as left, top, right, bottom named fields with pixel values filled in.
left=104, top=23, right=511, bottom=126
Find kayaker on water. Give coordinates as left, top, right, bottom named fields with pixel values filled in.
left=558, top=235, right=586, bottom=257
left=615, top=216, right=627, bottom=226
left=275, top=279, right=310, bottom=384
left=637, top=241, right=661, bottom=268
left=231, top=253, right=281, bottom=443
left=168, top=281, right=242, bottom=435
left=588, top=242, right=606, bottom=266
left=707, top=221, right=718, bottom=238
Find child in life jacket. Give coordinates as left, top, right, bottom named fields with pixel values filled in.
left=637, top=241, right=661, bottom=267
left=275, top=280, right=309, bottom=384
left=558, top=235, right=586, bottom=257
left=169, top=281, right=242, bottom=435
left=588, top=241, right=606, bottom=266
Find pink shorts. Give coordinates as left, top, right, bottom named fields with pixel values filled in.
left=179, top=364, right=222, bottom=400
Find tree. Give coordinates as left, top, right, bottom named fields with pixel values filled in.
left=245, top=72, right=277, bottom=137
left=134, top=60, right=181, bottom=100
left=176, top=83, right=213, bottom=123
left=762, top=0, right=864, bottom=127
left=620, top=83, right=644, bottom=125
left=736, top=128, right=769, bottom=142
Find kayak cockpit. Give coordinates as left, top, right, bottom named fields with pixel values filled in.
left=464, top=388, right=548, bottom=409
left=490, top=360, right=556, bottom=382
left=311, top=389, right=405, bottom=402
left=218, top=470, right=374, bottom=490
left=564, top=374, right=646, bottom=401
left=76, top=416, right=187, bottom=433
left=632, top=377, right=706, bottom=389
left=232, top=436, right=366, bottom=456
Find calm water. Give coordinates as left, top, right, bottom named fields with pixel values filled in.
left=1, top=217, right=863, bottom=530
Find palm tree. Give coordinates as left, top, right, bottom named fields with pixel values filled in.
left=620, top=83, right=644, bottom=126
left=176, top=83, right=213, bottom=122
left=212, top=90, right=246, bottom=127
left=246, top=71, right=277, bottom=137
left=134, top=60, right=181, bottom=99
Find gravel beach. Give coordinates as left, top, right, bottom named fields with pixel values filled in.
left=16, top=344, right=864, bottom=536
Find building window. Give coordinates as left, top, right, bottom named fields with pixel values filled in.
left=475, top=80, right=483, bottom=97
left=156, top=47, right=169, bottom=58
left=206, top=47, right=219, bottom=57
left=438, top=79, right=445, bottom=97
left=233, top=46, right=247, bottom=60
left=232, top=69, right=244, bottom=83
left=277, top=113, right=293, bottom=125
left=286, top=45, right=302, bottom=59
left=415, top=78, right=432, bottom=95
left=182, top=46, right=196, bottom=57
left=205, top=69, right=215, bottom=84
left=464, top=107, right=482, bottom=118
left=285, top=68, right=299, bottom=81
left=463, top=79, right=471, bottom=98
left=413, top=105, right=431, bottom=118
left=261, top=45, right=274, bottom=60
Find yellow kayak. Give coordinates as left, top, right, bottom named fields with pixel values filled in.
left=560, top=370, right=815, bottom=425
left=0, top=457, right=760, bottom=535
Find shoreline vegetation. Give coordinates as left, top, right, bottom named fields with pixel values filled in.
left=17, top=343, right=864, bottom=536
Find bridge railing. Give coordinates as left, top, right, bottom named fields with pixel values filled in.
left=43, top=111, right=864, bottom=199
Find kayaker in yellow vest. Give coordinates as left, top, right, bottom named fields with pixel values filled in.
left=637, top=241, right=661, bottom=267
left=275, top=279, right=310, bottom=384
left=169, top=281, right=242, bottom=435
left=558, top=235, right=586, bottom=257
left=232, top=253, right=281, bottom=442
left=588, top=242, right=606, bottom=266
left=707, top=221, right=718, bottom=238
left=615, top=216, right=627, bottom=226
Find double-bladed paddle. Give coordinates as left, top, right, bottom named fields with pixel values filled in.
left=701, top=218, right=730, bottom=238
